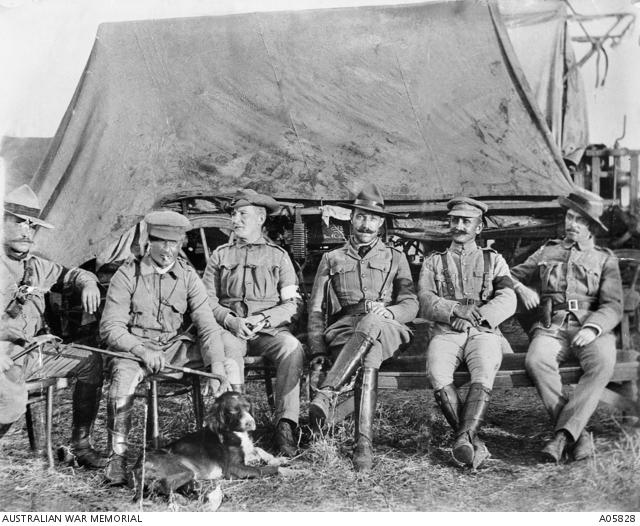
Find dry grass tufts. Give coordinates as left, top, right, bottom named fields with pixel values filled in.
left=1, top=380, right=639, bottom=511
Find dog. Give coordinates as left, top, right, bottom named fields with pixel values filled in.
left=132, top=391, right=288, bottom=497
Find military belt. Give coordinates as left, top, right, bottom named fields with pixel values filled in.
left=551, top=299, right=597, bottom=312
left=339, top=300, right=390, bottom=316
left=454, top=298, right=485, bottom=306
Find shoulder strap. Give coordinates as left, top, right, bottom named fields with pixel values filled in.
left=440, top=252, right=456, bottom=299
left=480, top=249, right=492, bottom=299
left=377, top=247, right=399, bottom=300
left=21, top=257, right=36, bottom=287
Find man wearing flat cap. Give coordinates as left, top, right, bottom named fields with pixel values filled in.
left=202, top=189, right=304, bottom=456
left=100, top=210, right=230, bottom=484
left=307, top=182, right=418, bottom=471
left=511, top=188, right=622, bottom=463
left=418, top=196, right=516, bottom=468
left=1, top=185, right=105, bottom=469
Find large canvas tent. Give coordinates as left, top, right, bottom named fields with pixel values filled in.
left=31, top=1, right=574, bottom=267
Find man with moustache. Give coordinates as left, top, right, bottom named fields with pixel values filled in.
left=0, top=185, right=105, bottom=469
left=307, top=183, right=418, bottom=471
left=100, top=210, right=229, bottom=485
left=418, top=197, right=516, bottom=468
left=202, top=189, right=304, bottom=457
left=510, top=189, right=622, bottom=463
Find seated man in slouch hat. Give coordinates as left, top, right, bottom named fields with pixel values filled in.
left=307, top=183, right=418, bottom=471
left=1, top=185, right=105, bottom=469
left=511, top=189, right=623, bottom=463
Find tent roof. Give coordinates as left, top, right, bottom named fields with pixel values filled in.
left=31, top=1, right=573, bottom=267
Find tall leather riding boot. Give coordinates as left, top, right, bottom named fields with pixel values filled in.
left=0, top=422, right=12, bottom=440
left=71, top=381, right=106, bottom=469
left=309, top=332, right=374, bottom=429
left=104, top=395, right=134, bottom=486
left=434, top=383, right=461, bottom=431
left=452, top=383, right=491, bottom=466
left=353, top=367, right=378, bottom=472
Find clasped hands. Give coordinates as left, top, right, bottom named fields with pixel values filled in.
left=451, top=304, right=484, bottom=332
left=226, top=314, right=267, bottom=341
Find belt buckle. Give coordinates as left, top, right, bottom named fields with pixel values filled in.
left=364, top=300, right=373, bottom=313
left=567, top=299, right=578, bottom=311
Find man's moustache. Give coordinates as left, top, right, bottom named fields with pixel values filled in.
left=356, top=229, right=376, bottom=234
left=451, top=230, right=467, bottom=235
left=8, top=237, right=34, bottom=244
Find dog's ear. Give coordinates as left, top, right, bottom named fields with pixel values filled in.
left=208, top=393, right=230, bottom=438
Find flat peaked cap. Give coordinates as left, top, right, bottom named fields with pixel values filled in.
left=144, top=210, right=192, bottom=241
left=447, top=197, right=489, bottom=218
left=4, top=184, right=54, bottom=229
left=229, top=189, right=281, bottom=214
left=339, top=182, right=399, bottom=218
left=558, top=188, right=608, bottom=232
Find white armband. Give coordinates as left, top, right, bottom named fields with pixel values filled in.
left=280, top=285, right=300, bottom=301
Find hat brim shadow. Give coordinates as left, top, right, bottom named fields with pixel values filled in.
left=338, top=202, right=401, bottom=218
left=5, top=210, right=54, bottom=229
left=557, top=196, right=608, bottom=233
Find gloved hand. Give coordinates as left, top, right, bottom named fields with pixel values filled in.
left=453, top=304, right=483, bottom=325
left=571, top=327, right=598, bottom=347
left=131, top=344, right=165, bottom=374
left=224, top=314, right=256, bottom=340
left=205, top=361, right=230, bottom=397
left=451, top=318, right=473, bottom=333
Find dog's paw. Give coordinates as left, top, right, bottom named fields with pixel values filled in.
left=204, top=485, right=223, bottom=512
left=267, top=456, right=289, bottom=467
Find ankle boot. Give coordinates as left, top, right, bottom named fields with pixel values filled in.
left=434, top=383, right=461, bottom=431
left=104, top=395, right=134, bottom=486
left=452, top=383, right=491, bottom=467
left=71, top=381, right=106, bottom=469
left=353, top=367, right=377, bottom=472
left=309, top=332, right=374, bottom=429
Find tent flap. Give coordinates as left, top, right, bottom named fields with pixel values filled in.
left=31, top=1, right=574, bottom=266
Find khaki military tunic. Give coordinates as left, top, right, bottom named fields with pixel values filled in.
left=510, top=237, right=623, bottom=440
left=100, top=255, right=224, bottom=396
left=308, top=237, right=418, bottom=368
left=1, top=253, right=102, bottom=423
left=202, top=236, right=303, bottom=424
left=418, top=241, right=516, bottom=390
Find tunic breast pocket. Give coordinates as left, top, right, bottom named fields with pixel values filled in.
left=219, top=262, right=241, bottom=297
left=434, top=272, right=447, bottom=298
left=368, top=260, right=391, bottom=294
left=252, top=263, right=280, bottom=299
left=574, top=262, right=601, bottom=295
left=538, top=261, right=564, bottom=291
left=164, top=298, right=187, bottom=332
left=329, top=259, right=358, bottom=297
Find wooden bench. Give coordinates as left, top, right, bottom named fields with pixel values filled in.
left=327, top=319, right=640, bottom=425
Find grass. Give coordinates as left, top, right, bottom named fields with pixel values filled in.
left=1, top=379, right=639, bottom=512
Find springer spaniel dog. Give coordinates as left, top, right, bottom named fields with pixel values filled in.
left=132, top=391, right=288, bottom=497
